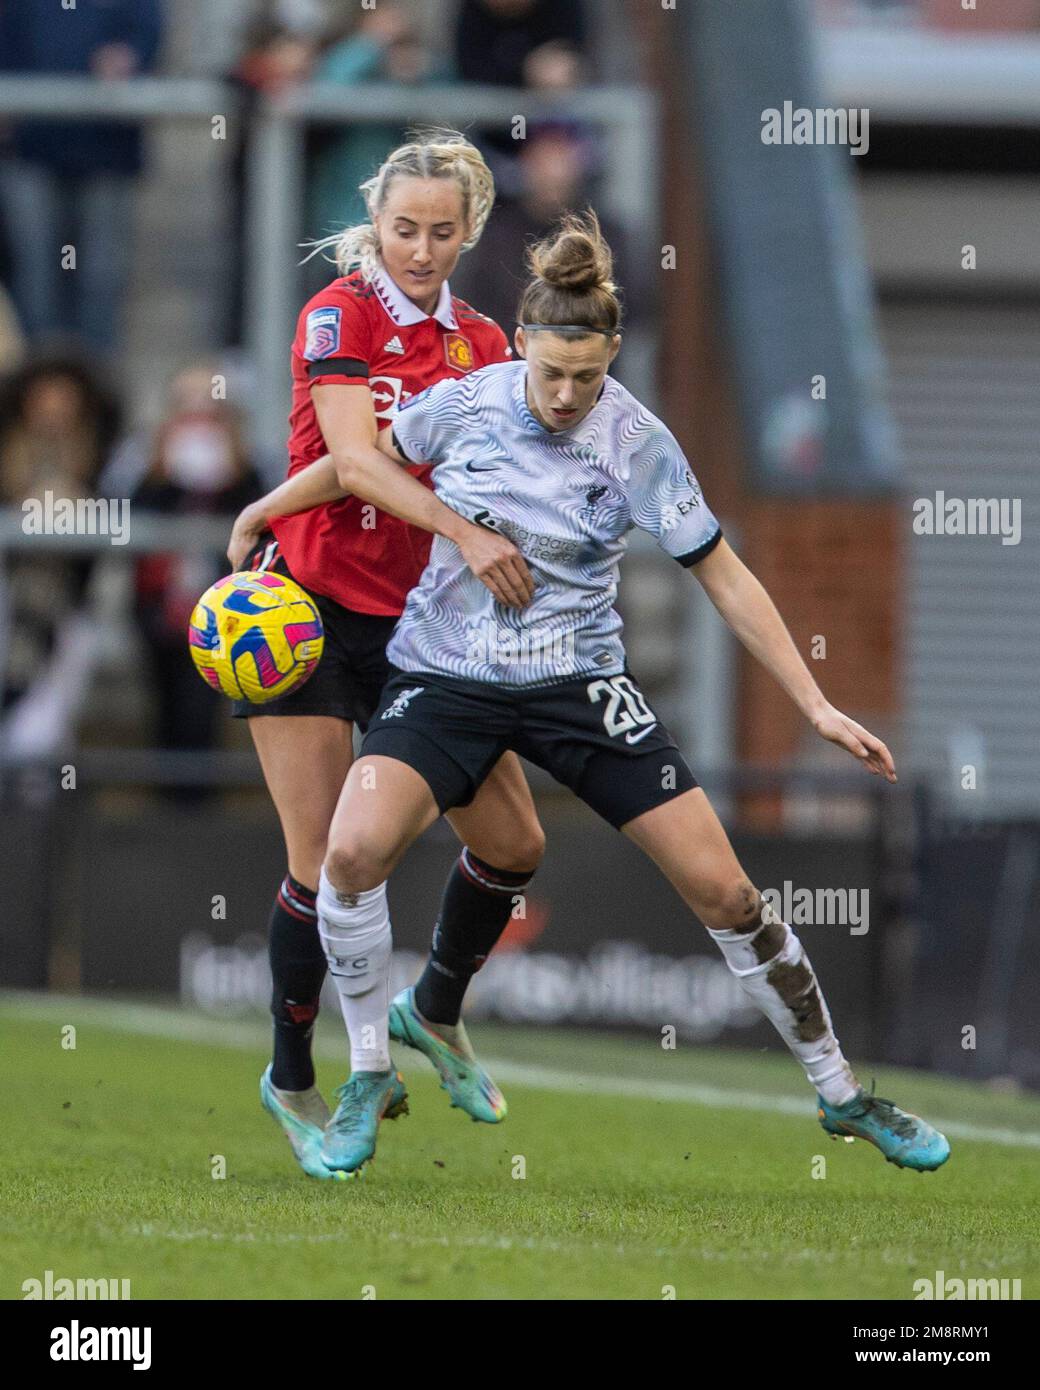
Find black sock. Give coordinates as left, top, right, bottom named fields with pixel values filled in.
left=269, top=873, right=326, bottom=1091
left=414, top=849, right=535, bottom=1025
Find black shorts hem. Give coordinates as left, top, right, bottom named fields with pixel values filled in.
left=360, top=725, right=484, bottom=813
left=232, top=701, right=361, bottom=722
left=575, top=746, right=699, bottom=830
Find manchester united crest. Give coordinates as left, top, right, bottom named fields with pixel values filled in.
left=444, top=333, right=474, bottom=372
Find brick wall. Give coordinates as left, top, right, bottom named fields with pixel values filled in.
left=630, top=0, right=903, bottom=798
left=737, top=500, right=902, bottom=765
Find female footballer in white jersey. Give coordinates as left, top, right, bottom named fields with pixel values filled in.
left=236, top=212, right=950, bottom=1178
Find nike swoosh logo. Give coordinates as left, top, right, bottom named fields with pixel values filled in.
left=625, top=724, right=658, bottom=745
left=466, top=463, right=497, bottom=473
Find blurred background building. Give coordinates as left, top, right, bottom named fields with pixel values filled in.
left=1, top=0, right=1038, bottom=1088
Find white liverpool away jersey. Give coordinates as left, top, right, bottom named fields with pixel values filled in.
left=388, top=359, right=722, bottom=687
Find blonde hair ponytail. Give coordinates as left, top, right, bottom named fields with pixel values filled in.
left=306, top=128, right=496, bottom=280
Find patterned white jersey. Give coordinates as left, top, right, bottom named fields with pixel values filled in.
left=387, top=359, right=722, bottom=687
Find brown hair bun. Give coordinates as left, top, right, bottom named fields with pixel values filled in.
left=519, top=209, right=621, bottom=333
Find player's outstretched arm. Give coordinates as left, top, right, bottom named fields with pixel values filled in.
left=690, top=537, right=897, bottom=782
left=227, top=385, right=534, bottom=609
left=227, top=454, right=345, bottom=568
left=225, top=398, right=414, bottom=567
left=312, top=385, right=534, bottom=608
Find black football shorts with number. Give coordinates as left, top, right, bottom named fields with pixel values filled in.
left=230, top=535, right=397, bottom=730
left=362, top=666, right=699, bottom=831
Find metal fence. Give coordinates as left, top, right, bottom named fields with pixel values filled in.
left=0, top=509, right=735, bottom=768
left=0, top=76, right=661, bottom=447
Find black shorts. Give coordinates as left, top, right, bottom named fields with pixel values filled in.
left=362, top=667, right=699, bottom=831
left=230, top=537, right=397, bottom=729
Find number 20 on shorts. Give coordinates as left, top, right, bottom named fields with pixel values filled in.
left=587, top=675, right=657, bottom=740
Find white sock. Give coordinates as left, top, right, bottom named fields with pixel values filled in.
left=708, top=899, right=859, bottom=1106
left=317, top=870, right=392, bottom=1073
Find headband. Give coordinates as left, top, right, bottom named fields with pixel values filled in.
left=520, top=323, right=619, bottom=338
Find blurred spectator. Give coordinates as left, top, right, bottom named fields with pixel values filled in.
left=0, top=352, right=121, bottom=756
left=223, top=19, right=318, bottom=346
left=451, top=124, right=642, bottom=337
left=0, top=0, right=164, bottom=356
left=131, top=366, right=262, bottom=759
left=454, top=0, right=588, bottom=198
left=455, top=0, right=586, bottom=88
left=178, top=0, right=327, bottom=76
left=0, top=284, right=25, bottom=375
left=256, top=0, right=328, bottom=39
left=306, top=3, right=451, bottom=294
left=234, top=16, right=317, bottom=94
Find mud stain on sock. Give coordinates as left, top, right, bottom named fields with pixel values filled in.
left=766, top=957, right=828, bottom=1042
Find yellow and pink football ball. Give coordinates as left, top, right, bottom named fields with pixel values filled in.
left=188, top=571, right=324, bottom=703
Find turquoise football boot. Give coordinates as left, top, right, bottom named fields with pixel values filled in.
left=319, top=1070, right=409, bottom=1174
left=388, top=986, right=506, bottom=1124
left=259, top=1065, right=353, bottom=1181
left=817, top=1085, right=951, bottom=1171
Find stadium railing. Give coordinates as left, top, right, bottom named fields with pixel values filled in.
left=0, top=76, right=661, bottom=450
left=0, top=509, right=729, bottom=764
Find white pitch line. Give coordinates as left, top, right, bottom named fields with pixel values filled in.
left=119, top=1224, right=858, bottom=1264
left=5, top=993, right=1040, bottom=1150
left=478, top=1061, right=1040, bottom=1150
left=122, top=1223, right=691, bottom=1260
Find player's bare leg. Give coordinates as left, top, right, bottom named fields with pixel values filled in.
left=251, top=714, right=354, bottom=889
left=250, top=714, right=355, bottom=1177
left=389, top=751, right=545, bottom=1123
left=623, top=787, right=950, bottom=1171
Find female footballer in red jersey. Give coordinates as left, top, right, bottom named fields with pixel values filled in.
left=230, top=132, right=544, bottom=1180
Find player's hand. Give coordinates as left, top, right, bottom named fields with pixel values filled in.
left=811, top=703, right=897, bottom=782
left=456, top=522, right=535, bottom=609
left=227, top=503, right=267, bottom=572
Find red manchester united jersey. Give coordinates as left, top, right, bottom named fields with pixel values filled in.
left=273, top=265, right=511, bottom=616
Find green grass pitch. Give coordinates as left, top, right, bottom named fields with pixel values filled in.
left=2, top=993, right=1038, bottom=1301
